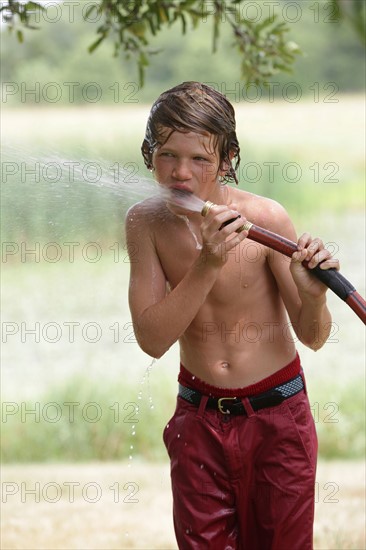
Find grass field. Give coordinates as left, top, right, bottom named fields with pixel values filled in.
left=1, top=460, right=365, bottom=549
left=1, top=97, right=365, bottom=548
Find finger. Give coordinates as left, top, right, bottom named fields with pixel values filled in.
left=292, top=248, right=308, bottom=263
left=307, top=247, right=329, bottom=268
left=225, top=229, right=248, bottom=251
left=207, top=209, right=242, bottom=232
left=297, top=232, right=312, bottom=250
left=204, top=204, right=231, bottom=221
left=319, top=258, right=340, bottom=271
left=201, top=206, right=236, bottom=234
left=303, top=238, right=324, bottom=262
left=219, top=214, right=248, bottom=236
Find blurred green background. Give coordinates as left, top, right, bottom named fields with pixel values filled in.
left=1, top=0, right=365, bottom=463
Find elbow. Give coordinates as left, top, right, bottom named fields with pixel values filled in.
left=304, top=340, right=325, bottom=352
left=132, top=319, right=171, bottom=359
left=299, top=334, right=326, bottom=352
left=294, top=317, right=331, bottom=351
left=136, top=336, right=168, bottom=359
left=141, top=345, right=166, bottom=360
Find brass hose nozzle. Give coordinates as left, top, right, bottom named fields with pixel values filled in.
left=201, top=201, right=252, bottom=233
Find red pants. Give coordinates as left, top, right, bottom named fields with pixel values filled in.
left=163, top=369, right=317, bottom=549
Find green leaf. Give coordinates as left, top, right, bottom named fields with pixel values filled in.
left=213, top=14, right=220, bottom=53
left=273, top=63, right=292, bottom=73
left=256, top=15, right=277, bottom=33
left=129, top=21, right=146, bottom=39
left=188, top=9, right=201, bottom=29
left=84, top=4, right=97, bottom=20
left=146, top=14, right=157, bottom=35
left=138, top=51, right=149, bottom=87
left=25, top=1, right=45, bottom=11
left=180, top=13, right=187, bottom=34
left=88, top=35, right=105, bottom=53
left=159, top=5, right=170, bottom=23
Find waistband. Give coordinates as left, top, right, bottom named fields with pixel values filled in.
left=178, top=352, right=301, bottom=398
left=179, top=373, right=304, bottom=415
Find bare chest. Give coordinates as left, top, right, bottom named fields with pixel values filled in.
left=155, top=221, right=271, bottom=302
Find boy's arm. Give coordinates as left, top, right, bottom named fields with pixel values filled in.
left=266, top=202, right=339, bottom=350
left=126, top=202, right=246, bottom=358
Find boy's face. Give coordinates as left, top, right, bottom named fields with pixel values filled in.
left=152, top=129, right=224, bottom=207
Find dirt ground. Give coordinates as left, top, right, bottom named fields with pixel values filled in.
left=1, top=460, right=364, bottom=550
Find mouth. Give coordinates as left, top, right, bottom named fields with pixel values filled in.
left=171, top=185, right=193, bottom=194
left=158, top=186, right=204, bottom=213
left=160, top=187, right=195, bottom=210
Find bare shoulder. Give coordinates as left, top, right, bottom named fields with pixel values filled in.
left=124, top=198, right=169, bottom=265
left=230, top=188, right=296, bottom=238
left=126, top=197, right=164, bottom=225
left=125, top=197, right=166, bottom=236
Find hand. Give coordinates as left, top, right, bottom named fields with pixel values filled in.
left=290, top=233, right=340, bottom=298
left=200, top=203, right=248, bottom=267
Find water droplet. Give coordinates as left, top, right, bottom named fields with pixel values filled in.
left=130, top=445, right=134, bottom=450
left=129, top=455, right=133, bottom=460
left=166, top=423, right=170, bottom=429
left=177, top=433, right=181, bottom=438
left=131, top=431, right=136, bottom=436
left=182, top=216, right=202, bottom=250
left=200, top=464, right=204, bottom=469
left=192, top=375, right=196, bottom=380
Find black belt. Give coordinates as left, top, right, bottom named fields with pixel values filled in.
left=178, top=373, right=304, bottom=415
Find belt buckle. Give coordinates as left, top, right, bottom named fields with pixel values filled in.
left=218, top=397, right=237, bottom=415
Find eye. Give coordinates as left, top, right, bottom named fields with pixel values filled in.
left=194, top=156, right=209, bottom=162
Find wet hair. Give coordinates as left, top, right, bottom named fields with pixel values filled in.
left=141, top=81, right=240, bottom=184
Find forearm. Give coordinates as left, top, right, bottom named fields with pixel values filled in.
left=133, top=257, right=220, bottom=358
left=295, top=293, right=332, bottom=350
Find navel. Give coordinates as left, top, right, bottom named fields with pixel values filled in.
left=221, top=361, right=230, bottom=369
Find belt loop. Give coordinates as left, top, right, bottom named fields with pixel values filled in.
left=197, top=395, right=209, bottom=418
left=300, top=368, right=308, bottom=395
left=241, top=397, right=255, bottom=417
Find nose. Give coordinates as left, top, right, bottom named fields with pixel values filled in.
left=172, top=159, right=192, bottom=181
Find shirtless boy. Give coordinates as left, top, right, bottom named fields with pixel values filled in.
left=126, top=82, right=339, bottom=549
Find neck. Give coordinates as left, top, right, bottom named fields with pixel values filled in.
left=205, top=183, right=231, bottom=207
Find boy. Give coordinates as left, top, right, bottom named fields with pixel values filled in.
left=126, top=82, right=339, bottom=549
